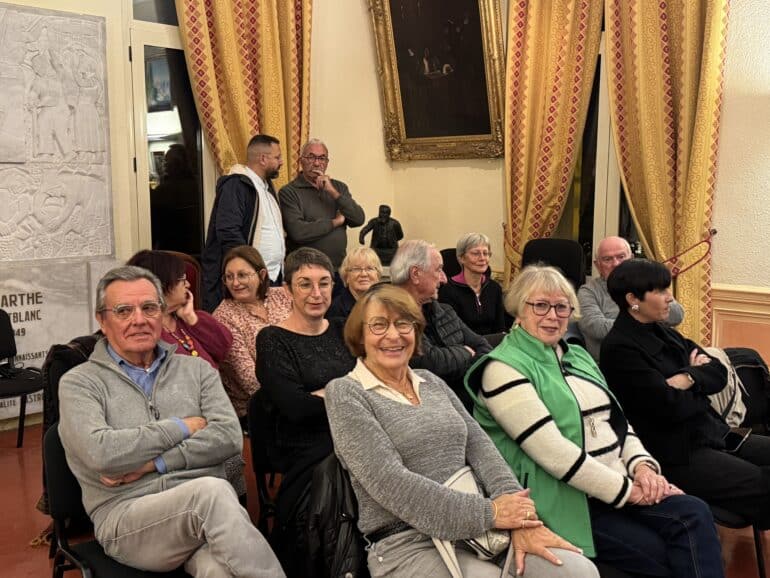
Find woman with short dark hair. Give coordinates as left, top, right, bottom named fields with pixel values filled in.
left=256, top=247, right=356, bottom=576
left=601, top=258, right=770, bottom=530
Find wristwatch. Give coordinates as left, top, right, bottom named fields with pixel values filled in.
left=684, top=372, right=695, bottom=386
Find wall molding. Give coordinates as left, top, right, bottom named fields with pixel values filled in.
left=712, top=283, right=770, bottom=360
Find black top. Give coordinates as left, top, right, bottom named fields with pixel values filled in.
left=256, top=317, right=356, bottom=472
left=326, top=286, right=357, bottom=321
left=600, top=310, right=728, bottom=465
left=438, top=276, right=508, bottom=335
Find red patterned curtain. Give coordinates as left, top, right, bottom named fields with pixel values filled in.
left=502, top=1, right=603, bottom=282
left=176, top=0, right=311, bottom=187
left=605, top=0, right=730, bottom=343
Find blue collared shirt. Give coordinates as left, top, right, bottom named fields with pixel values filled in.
left=106, top=344, right=189, bottom=473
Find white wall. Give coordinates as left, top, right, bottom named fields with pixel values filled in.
left=712, top=0, right=770, bottom=286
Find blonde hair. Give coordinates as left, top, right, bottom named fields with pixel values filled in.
left=339, top=247, right=383, bottom=287
left=505, top=264, right=581, bottom=320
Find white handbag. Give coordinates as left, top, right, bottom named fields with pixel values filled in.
left=432, top=466, right=514, bottom=578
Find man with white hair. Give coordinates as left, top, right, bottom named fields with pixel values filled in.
left=59, top=265, right=284, bottom=577
left=279, top=138, right=365, bottom=274
left=578, top=236, right=683, bottom=359
left=390, top=239, right=491, bottom=409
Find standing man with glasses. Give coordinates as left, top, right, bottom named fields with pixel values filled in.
left=279, top=138, right=365, bottom=294
left=59, top=266, right=284, bottom=577
left=578, top=236, right=683, bottom=359
left=201, top=134, right=286, bottom=312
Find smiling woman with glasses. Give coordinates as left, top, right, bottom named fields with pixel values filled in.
left=464, top=264, right=724, bottom=577
left=327, top=247, right=383, bottom=320
left=322, top=283, right=597, bottom=578
left=212, top=245, right=292, bottom=424
left=255, top=247, right=356, bottom=574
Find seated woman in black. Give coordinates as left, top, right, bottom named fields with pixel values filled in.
left=601, top=258, right=770, bottom=529
left=438, top=232, right=508, bottom=336
left=256, top=247, right=356, bottom=576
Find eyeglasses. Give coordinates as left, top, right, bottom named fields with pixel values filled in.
left=466, top=250, right=491, bottom=259
left=301, top=154, right=329, bottom=163
left=294, top=279, right=334, bottom=294
left=525, top=301, right=574, bottom=318
left=366, top=317, right=416, bottom=335
left=98, top=301, right=163, bottom=321
left=598, top=253, right=630, bottom=264
left=222, top=271, right=258, bottom=284
left=349, top=266, right=377, bottom=275
left=177, top=274, right=187, bottom=283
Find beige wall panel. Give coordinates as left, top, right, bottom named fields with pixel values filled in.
left=712, top=284, right=770, bottom=361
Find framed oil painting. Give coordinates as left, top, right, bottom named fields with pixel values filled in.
left=368, top=0, right=505, bottom=160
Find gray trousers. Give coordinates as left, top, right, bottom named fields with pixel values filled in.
left=98, top=477, right=285, bottom=577
left=367, top=529, right=599, bottom=578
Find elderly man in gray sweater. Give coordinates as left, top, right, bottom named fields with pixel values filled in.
left=578, top=236, right=684, bottom=359
left=59, top=266, right=283, bottom=577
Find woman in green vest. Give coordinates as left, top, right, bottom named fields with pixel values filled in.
left=465, top=264, right=724, bottom=578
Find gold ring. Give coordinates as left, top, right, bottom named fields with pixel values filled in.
left=525, top=510, right=532, bottom=521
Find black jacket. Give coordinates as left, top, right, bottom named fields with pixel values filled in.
left=410, top=300, right=492, bottom=409
left=438, top=276, right=508, bottom=335
left=201, top=174, right=266, bottom=311
left=306, top=454, right=369, bottom=578
left=326, top=287, right=357, bottom=321
left=600, top=310, right=728, bottom=465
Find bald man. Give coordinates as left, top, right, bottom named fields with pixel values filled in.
left=577, top=236, right=684, bottom=359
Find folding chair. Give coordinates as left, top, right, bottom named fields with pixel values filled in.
left=711, top=505, right=766, bottom=578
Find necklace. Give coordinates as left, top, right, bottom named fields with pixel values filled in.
left=164, top=318, right=199, bottom=357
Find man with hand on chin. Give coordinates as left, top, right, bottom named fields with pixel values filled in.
left=279, top=138, right=365, bottom=281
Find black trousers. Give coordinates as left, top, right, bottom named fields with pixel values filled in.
left=663, top=433, right=770, bottom=528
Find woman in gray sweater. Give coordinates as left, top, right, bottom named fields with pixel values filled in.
left=325, top=284, right=597, bottom=577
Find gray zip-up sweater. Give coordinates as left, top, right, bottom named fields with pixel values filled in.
left=59, top=339, right=242, bottom=537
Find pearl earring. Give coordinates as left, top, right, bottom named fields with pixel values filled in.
left=631, top=304, right=640, bottom=312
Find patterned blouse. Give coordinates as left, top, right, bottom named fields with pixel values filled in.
left=213, top=287, right=293, bottom=416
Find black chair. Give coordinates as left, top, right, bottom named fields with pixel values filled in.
left=0, top=308, right=44, bottom=447
left=521, top=238, right=586, bottom=290
left=44, top=424, right=189, bottom=578
left=247, top=389, right=280, bottom=535
left=711, top=505, right=766, bottom=578
left=440, top=247, right=492, bottom=280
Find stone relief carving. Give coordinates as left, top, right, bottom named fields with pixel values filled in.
left=0, top=3, right=111, bottom=261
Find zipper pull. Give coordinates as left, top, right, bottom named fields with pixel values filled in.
left=149, top=402, right=160, bottom=420
left=589, top=417, right=597, bottom=437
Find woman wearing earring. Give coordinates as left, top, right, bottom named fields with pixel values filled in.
left=601, top=258, right=770, bottom=530
left=126, top=250, right=232, bottom=369
left=213, top=246, right=292, bottom=427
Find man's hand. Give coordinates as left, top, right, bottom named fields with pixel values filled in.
left=99, top=461, right=156, bottom=487
left=332, top=212, right=345, bottom=228
left=182, top=416, right=208, bottom=434
left=310, top=388, right=326, bottom=398
left=312, top=173, right=340, bottom=199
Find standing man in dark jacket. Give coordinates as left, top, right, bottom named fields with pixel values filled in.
left=391, top=239, right=491, bottom=409
left=279, top=139, right=365, bottom=276
left=201, top=134, right=285, bottom=311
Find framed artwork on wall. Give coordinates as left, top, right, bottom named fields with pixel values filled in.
left=368, top=0, right=505, bottom=161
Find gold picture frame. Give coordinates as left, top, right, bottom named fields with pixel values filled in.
left=368, top=0, right=505, bottom=161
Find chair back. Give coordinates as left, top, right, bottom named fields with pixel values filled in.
left=521, top=238, right=586, bottom=290
left=248, top=389, right=279, bottom=476
left=44, top=424, right=86, bottom=523
left=440, top=247, right=492, bottom=280
left=0, top=309, right=17, bottom=364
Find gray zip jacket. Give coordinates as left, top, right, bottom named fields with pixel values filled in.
left=59, top=339, right=242, bottom=536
